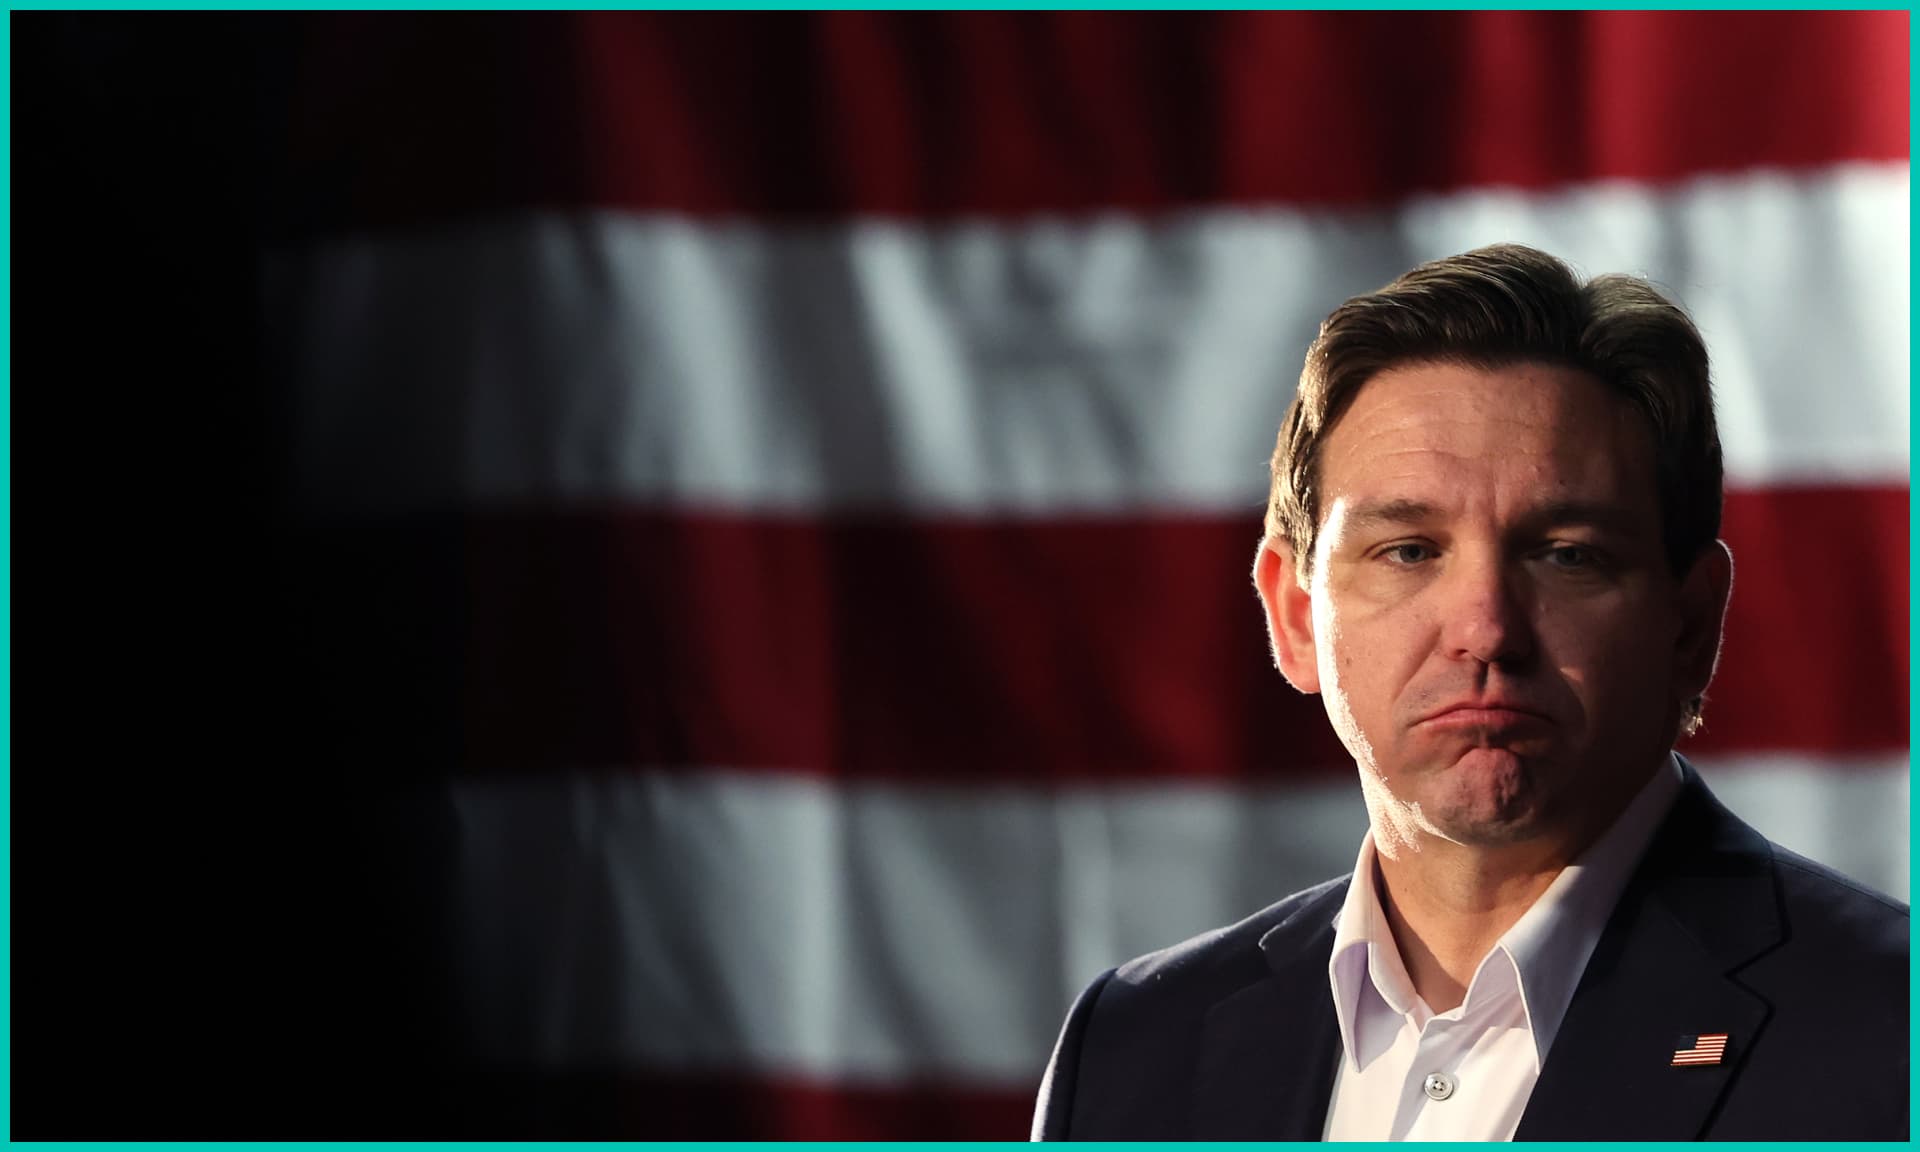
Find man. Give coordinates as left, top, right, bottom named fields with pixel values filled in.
left=1030, top=245, right=1907, bottom=1141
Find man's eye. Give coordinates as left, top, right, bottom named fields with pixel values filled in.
left=1380, top=543, right=1434, bottom=565
left=1545, top=544, right=1600, bottom=569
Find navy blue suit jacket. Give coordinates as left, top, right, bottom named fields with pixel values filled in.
left=1032, top=762, right=1908, bottom=1140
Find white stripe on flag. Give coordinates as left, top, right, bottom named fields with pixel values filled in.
left=448, top=753, right=1907, bottom=1084
left=271, top=162, right=1908, bottom=514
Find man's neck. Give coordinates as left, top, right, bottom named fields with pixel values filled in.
left=1363, top=755, right=1670, bottom=1013
left=1372, top=839, right=1568, bottom=1014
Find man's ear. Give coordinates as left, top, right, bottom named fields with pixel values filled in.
left=1253, top=539, right=1322, bottom=694
left=1675, top=539, right=1734, bottom=701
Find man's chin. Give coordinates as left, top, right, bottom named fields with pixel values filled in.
left=1423, top=747, right=1551, bottom=843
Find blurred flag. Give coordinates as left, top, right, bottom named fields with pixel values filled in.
left=266, top=12, right=1908, bottom=1138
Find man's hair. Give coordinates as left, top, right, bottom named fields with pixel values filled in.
left=1262, top=242, right=1723, bottom=733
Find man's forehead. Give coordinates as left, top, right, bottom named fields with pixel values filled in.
left=1314, top=362, right=1657, bottom=498
left=1329, top=365, right=1628, bottom=440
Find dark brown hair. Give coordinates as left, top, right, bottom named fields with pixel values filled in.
left=1263, top=243, right=1724, bottom=730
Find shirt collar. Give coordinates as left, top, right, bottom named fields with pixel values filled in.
left=1326, top=754, right=1684, bottom=1073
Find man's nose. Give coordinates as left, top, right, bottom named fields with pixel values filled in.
left=1439, top=553, right=1535, bottom=667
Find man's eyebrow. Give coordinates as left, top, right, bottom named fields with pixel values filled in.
left=1344, top=499, right=1442, bottom=529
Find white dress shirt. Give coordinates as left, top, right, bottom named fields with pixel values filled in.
left=1321, top=756, right=1683, bottom=1141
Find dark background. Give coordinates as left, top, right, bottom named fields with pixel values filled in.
left=15, top=15, right=453, bottom=1134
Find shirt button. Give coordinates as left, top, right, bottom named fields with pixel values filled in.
left=1423, top=1072, right=1456, bottom=1101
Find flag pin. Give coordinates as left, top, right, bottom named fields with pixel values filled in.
left=1670, top=1033, right=1729, bottom=1067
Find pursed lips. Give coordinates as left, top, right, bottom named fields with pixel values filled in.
left=1417, top=701, right=1553, bottom=728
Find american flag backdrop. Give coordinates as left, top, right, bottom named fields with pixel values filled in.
left=261, top=12, right=1907, bottom=1139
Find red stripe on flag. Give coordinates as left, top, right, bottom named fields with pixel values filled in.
left=447, top=1066, right=1035, bottom=1140
left=292, top=485, right=1907, bottom=780
left=1706, top=486, right=1910, bottom=756
left=277, top=12, right=1907, bottom=229
left=447, top=510, right=1349, bottom=781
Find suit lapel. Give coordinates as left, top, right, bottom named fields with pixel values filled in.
left=1517, top=763, right=1781, bottom=1140
left=1192, top=883, right=1346, bottom=1140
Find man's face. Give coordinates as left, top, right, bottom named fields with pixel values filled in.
left=1258, top=360, right=1729, bottom=852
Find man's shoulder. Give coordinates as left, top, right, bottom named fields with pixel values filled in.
left=1769, top=841, right=1907, bottom=919
left=1034, top=876, right=1350, bottom=1140
left=1662, top=763, right=1906, bottom=974
left=1098, top=874, right=1348, bottom=1009
left=1762, top=840, right=1907, bottom=971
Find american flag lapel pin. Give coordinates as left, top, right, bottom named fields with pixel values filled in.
left=1670, top=1033, right=1729, bottom=1067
